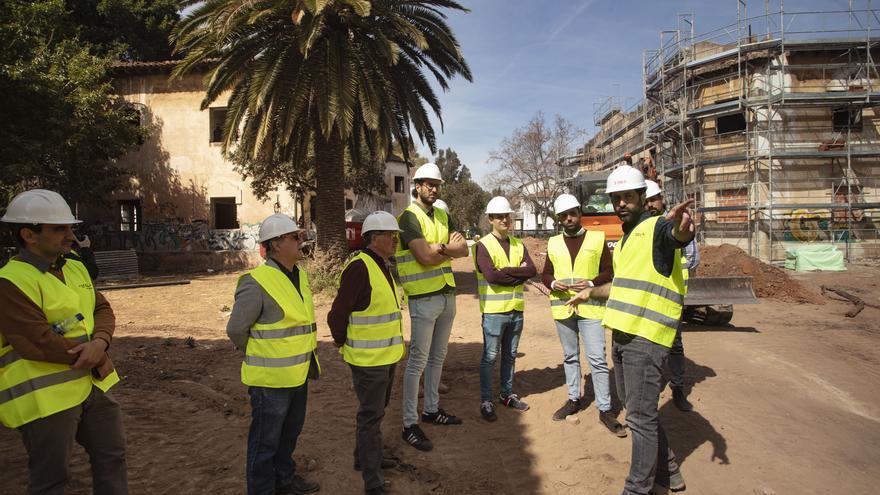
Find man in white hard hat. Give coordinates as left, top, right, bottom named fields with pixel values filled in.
left=472, top=196, right=536, bottom=422
left=328, top=211, right=405, bottom=495
left=0, top=189, right=127, bottom=494
left=227, top=213, right=320, bottom=495
left=394, top=162, right=468, bottom=452
left=542, top=193, right=626, bottom=437
left=569, top=165, right=694, bottom=494
left=645, top=180, right=699, bottom=412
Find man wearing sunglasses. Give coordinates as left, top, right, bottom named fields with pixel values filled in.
left=329, top=211, right=405, bottom=495
left=227, top=213, right=320, bottom=495
left=473, top=196, right=536, bottom=422
left=542, top=193, right=626, bottom=437
left=394, top=163, right=468, bottom=452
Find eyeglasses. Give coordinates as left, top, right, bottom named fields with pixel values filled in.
left=280, top=232, right=305, bottom=242
left=418, top=182, right=441, bottom=191
left=376, top=231, right=400, bottom=239
left=488, top=214, right=509, bottom=221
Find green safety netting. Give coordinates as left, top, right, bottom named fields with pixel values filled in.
left=784, top=244, right=847, bottom=272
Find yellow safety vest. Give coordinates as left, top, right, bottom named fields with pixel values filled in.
left=547, top=231, right=606, bottom=320
left=602, top=216, right=687, bottom=347
left=0, top=258, right=119, bottom=428
left=341, top=253, right=405, bottom=367
left=472, top=234, right=525, bottom=313
left=394, top=204, right=455, bottom=296
left=241, top=264, right=320, bottom=388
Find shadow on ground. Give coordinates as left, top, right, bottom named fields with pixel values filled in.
left=0, top=337, right=544, bottom=495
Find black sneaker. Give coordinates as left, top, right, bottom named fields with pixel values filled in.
left=599, top=410, right=627, bottom=438
left=402, top=424, right=433, bottom=451
left=421, top=408, right=463, bottom=425
left=480, top=401, right=497, bottom=422
left=499, top=394, right=530, bottom=411
left=552, top=398, right=581, bottom=421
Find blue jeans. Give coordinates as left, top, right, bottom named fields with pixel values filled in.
left=612, top=331, right=679, bottom=495
left=554, top=316, right=612, bottom=412
left=246, top=384, right=308, bottom=495
left=479, top=311, right=524, bottom=402
left=402, top=292, right=456, bottom=427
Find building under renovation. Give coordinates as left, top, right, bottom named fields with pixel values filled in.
left=575, top=2, right=880, bottom=263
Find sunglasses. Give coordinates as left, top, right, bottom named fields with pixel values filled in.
left=280, top=232, right=305, bottom=242
left=488, top=214, right=509, bottom=221
left=376, top=231, right=400, bottom=239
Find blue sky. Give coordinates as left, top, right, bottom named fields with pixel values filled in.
left=417, top=0, right=856, bottom=186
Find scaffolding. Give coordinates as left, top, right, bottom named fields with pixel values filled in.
left=628, top=0, right=880, bottom=263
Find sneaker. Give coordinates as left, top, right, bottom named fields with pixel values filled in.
left=499, top=394, right=530, bottom=411
left=599, top=410, right=627, bottom=438
left=480, top=401, right=497, bottom=422
left=402, top=424, right=433, bottom=451
left=421, top=408, right=463, bottom=425
left=552, top=398, right=581, bottom=421
left=672, top=387, right=693, bottom=412
left=276, top=474, right=320, bottom=494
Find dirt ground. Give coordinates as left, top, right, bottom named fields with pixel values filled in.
left=2, top=245, right=880, bottom=494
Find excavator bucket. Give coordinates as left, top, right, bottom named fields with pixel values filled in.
left=684, top=276, right=758, bottom=307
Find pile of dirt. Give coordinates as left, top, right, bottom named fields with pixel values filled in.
left=699, top=244, right=825, bottom=304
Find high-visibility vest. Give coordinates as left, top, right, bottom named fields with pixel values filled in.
left=394, top=204, right=455, bottom=296
left=241, top=264, right=320, bottom=388
left=547, top=231, right=606, bottom=320
left=0, top=258, right=119, bottom=428
left=471, top=234, right=525, bottom=313
left=602, top=216, right=687, bottom=348
left=341, top=253, right=405, bottom=367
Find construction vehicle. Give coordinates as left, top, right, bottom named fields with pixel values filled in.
left=571, top=170, right=758, bottom=325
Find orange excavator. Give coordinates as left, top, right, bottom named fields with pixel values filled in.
left=571, top=169, right=757, bottom=325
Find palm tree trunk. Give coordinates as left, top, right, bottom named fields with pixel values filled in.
left=314, top=127, right=348, bottom=259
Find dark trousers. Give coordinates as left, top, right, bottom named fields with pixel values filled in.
left=668, top=325, right=686, bottom=389
left=18, top=386, right=128, bottom=495
left=246, top=383, right=308, bottom=495
left=612, top=331, right=680, bottom=495
left=350, top=363, right=396, bottom=491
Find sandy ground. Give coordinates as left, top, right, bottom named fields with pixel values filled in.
left=2, top=249, right=880, bottom=494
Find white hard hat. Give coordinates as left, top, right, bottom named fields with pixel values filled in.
left=606, top=165, right=646, bottom=194
left=258, top=213, right=299, bottom=242
left=553, top=194, right=580, bottom=215
left=361, top=211, right=402, bottom=234
left=645, top=180, right=662, bottom=199
left=485, top=196, right=514, bottom=215
left=413, top=162, right=443, bottom=182
left=433, top=199, right=449, bottom=212
left=1, top=189, right=81, bottom=224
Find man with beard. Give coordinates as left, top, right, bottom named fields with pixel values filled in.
left=394, top=163, right=468, bottom=452
left=542, top=193, right=625, bottom=437
left=568, top=165, right=694, bottom=494
left=645, top=180, right=700, bottom=412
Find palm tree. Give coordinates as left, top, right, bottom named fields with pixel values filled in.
left=172, top=0, right=472, bottom=257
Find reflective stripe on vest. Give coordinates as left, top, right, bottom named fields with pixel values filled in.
left=602, top=216, right=686, bottom=347
left=472, top=234, right=525, bottom=313
left=241, top=264, right=320, bottom=387
left=0, top=258, right=119, bottom=428
left=547, top=232, right=606, bottom=320
left=341, top=252, right=405, bottom=367
left=393, top=204, right=455, bottom=296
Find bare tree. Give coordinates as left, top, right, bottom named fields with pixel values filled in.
left=488, top=112, right=584, bottom=229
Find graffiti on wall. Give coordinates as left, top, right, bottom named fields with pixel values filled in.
left=781, top=208, right=876, bottom=242
left=82, top=221, right=260, bottom=252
